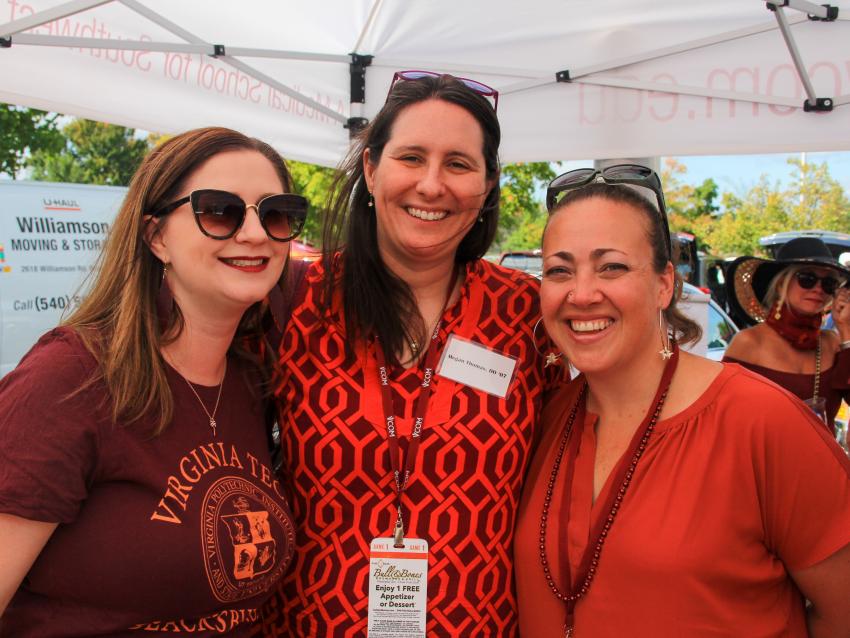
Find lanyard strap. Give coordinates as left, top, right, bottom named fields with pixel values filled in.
left=375, top=325, right=442, bottom=493
left=373, top=267, right=457, bottom=545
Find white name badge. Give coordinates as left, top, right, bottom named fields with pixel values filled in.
left=368, top=537, right=429, bottom=638
left=436, top=334, right=518, bottom=398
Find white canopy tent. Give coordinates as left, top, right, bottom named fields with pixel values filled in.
left=1, top=0, right=849, bottom=167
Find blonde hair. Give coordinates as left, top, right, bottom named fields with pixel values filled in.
left=763, top=265, right=799, bottom=310
left=764, top=264, right=835, bottom=313
left=63, top=127, right=294, bottom=434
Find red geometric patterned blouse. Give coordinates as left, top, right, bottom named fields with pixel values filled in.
left=257, top=258, right=564, bottom=637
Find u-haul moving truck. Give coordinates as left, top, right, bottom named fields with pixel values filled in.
left=0, top=181, right=127, bottom=376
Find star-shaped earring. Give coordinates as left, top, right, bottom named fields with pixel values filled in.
left=545, top=352, right=561, bottom=367
left=659, top=346, right=673, bottom=360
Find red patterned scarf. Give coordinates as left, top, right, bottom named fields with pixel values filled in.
left=765, top=302, right=822, bottom=350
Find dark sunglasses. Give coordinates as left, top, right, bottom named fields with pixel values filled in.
left=388, top=70, right=499, bottom=112
left=795, top=270, right=843, bottom=295
left=150, top=189, right=308, bottom=242
left=546, top=164, right=672, bottom=261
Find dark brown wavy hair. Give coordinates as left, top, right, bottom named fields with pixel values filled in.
left=320, top=73, right=501, bottom=363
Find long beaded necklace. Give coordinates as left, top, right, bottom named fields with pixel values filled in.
left=812, top=334, right=821, bottom=401
left=538, top=346, right=679, bottom=637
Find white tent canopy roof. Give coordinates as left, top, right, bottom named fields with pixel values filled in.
left=1, top=0, right=849, bottom=167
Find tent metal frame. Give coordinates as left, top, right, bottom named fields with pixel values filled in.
left=0, top=0, right=348, bottom=123
left=0, top=0, right=844, bottom=133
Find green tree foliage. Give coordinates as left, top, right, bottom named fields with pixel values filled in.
left=704, top=181, right=790, bottom=256
left=662, top=158, right=719, bottom=242
left=704, top=158, right=850, bottom=256
left=0, top=104, right=65, bottom=178
left=786, top=158, right=849, bottom=230
left=663, top=157, right=849, bottom=257
left=286, top=160, right=337, bottom=246
left=498, top=162, right=557, bottom=249
left=29, top=119, right=152, bottom=186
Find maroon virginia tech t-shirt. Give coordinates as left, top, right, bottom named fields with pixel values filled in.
left=0, top=328, right=294, bottom=637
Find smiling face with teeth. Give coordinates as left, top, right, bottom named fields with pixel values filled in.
left=540, top=196, right=674, bottom=378
left=148, top=150, right=290, bottom=322
left=363, top=99, right=494, bottom=272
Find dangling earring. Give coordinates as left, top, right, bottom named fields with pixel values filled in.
left=477, top=211, right=484, bottom=223
left=773, top=280, right=788, bottom=320
left=532, top=317, right=562, bottom=367
left=773, top=295, right=783, bottom=320
left=157, top=262, right=174, bottom=334
left=368, top=193, right=374, bottom=208
left=658, top=310, right=673, bottom=360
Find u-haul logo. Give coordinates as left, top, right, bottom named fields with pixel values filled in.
left=42, top=198, right=81, bottom=212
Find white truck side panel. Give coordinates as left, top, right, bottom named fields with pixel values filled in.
left=0, top=181, right=127, bottom=376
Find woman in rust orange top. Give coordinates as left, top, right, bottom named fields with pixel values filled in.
left=514, top=166, right=850, bottom=637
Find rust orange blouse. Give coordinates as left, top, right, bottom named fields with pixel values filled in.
left=515, top=364, right=850, bottom=638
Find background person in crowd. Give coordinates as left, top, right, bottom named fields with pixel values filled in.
left=0, top=127, right=307, bottom=635
left=724, top=237, right=850, bottom=432
left=705, top=261, right=728, bottom=311
left=258, top=72, right=563, bottom=637
left=515, top=168, right=850, bottom=637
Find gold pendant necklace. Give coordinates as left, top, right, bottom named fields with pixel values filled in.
left=182, top=361, right=227, bottom=437
left=408, top=272, right=459, bottom=359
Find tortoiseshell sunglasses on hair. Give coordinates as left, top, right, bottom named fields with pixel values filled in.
left=387, top=70, right=499, bottom=112
left=150, top=189, right=308, bottom=242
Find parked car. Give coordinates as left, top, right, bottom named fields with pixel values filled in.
left=674, top=232, right=700, bottom=286
left=499, top=250, right=542, bottom=277
left=760, top=230, right=850, bottom=262
left=679, top=282, right=739, bottom=361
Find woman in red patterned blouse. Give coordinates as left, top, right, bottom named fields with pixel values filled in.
left=258, top=73, right=563, bottom=637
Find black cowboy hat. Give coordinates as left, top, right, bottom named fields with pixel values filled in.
left=725, top=236, right=850, bottom=326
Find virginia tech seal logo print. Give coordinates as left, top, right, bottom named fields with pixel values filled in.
left=201, top=476, right=293, bottom=602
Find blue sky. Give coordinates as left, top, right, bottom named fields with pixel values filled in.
left=666, top=151, right=850, bottom=196
left=546, top=151, right=850, bottom=211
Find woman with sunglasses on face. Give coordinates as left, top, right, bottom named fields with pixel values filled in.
left=514, top=166, right=850, bottom=637
left=0, top=127, right=308, bottom=635
left=257, top=72, right=563, bottom=637
left=723, top=238, right=850, bottom=435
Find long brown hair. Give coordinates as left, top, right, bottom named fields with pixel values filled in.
left=64, top=127, right=295, bottom=434
left=321, top=74, right=501, bottom=363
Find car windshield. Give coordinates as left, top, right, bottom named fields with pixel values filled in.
left=502, top=255, right=543, bottom=273
left=707, top=304, right=736, bottom=351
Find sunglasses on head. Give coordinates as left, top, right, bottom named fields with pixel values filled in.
left=546, top=164, right=672, bottom=261
left=150, top=189, right=308, bottom=242
left=794, top=270, right=843, bottom=295
left=388, top=70, right=499, bottom=112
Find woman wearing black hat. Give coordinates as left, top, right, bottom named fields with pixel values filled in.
left=724, top=237, right=850, bottom=434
